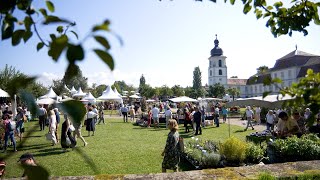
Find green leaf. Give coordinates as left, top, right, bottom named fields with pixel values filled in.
left=1, top=22, right=14, bottom=40
left=43, top=15, right=71, bottom=25
left=24, top=16, right=33, bottom=31
left=38, top=8, right=48, bottom=17
left=46, top=0, right=55, bottom=12
left=94, top=49, right=114, bottom=70
left=22, top=164, right=49, bottom=180
left=56, top=26, right=64, bottom=33
left=67, top=44, right=84, bottom=62
left=267, top=6, right=273, bottom=10
left=92, top=20, right=110, bottom=32
left=230, top=0, right=235, bottom=5
left=23, top=30, right=33, bottom=43
left=37, top=42, right=44, bottom=51
left=263, top=91, right=271, bottom=98
left=94, top=36, right=111, bottom=50
left=263, top=76, right=272, bottom=85
left=272, top=77, right=282, bottom=84
left=70, top=30, right=78, bottom=39
left=48, top=35, right=68, bottom=61
left=243, top=3, right=252, bottom=14
left=20, top=90, right=39, bottom=117
left=12, top=30, right=25, bottom=46
left=274, top=1, right=283, bottom=8
left=58, top=100, right=86, bottom=125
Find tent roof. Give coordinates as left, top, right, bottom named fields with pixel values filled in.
left=129, top=94, right=141, bottom=99
left=98, top=86, right=122, bottom=101
left=0, top=88, right=10, bottom=97
left=83, top=92, right=96, bottom=100
left=169, top=96, right=197, bottom=103
left=113, top=88, right=122, bottom=97
left=73, top=87, right=87, bottom=97
left=37, top=97, right=56, bottom=105
left=40, top=87, right=57, bottom=99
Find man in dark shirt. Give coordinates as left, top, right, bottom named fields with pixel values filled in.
left=193, top=107, right=202, bottom=135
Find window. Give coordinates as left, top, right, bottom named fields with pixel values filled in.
left=259, top=85, right=262, bottom=92
left=254, top=86, right=257, bottom=93
left=210, top=70, right=212, bottom=76
left=281, top=71, right=284, bottom=79
left=274, top=73, right=277, bottom=78
left=219, top=60, right=222, bottom=67
left=288, top=70, right=292, bottom=78
left=210, top=61, right=212, bottom=67
left=219, top=69, right=222, bottom=75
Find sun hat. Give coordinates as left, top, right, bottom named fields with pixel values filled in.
left=17, top=153, right=34, bottom=162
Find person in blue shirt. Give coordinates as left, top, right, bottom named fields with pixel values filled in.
left=222, top=106, right=228, bottom=123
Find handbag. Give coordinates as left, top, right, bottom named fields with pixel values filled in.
left=66, top=137, right=71, bottom=146
left=46, top=133, right=52, bottom=141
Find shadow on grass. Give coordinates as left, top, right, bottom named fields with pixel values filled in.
left=234, top=129, right=246, bottom=133
left=19, top=143, right=49, bottom=151
left=34, top=147, right=66, bottom=157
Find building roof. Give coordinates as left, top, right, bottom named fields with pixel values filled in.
left=227, top=78, right=247, bottom=86
left=272, top=50, right=319, bottom=71
left=246, top=74, right=271, bottom=85
left=297, top=63, right=320, bottom=78
left=210, top=35, right=223, bottom=57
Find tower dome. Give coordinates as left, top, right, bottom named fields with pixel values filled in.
left=210, top=34, right=223, bottom=56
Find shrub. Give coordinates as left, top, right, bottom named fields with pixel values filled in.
left=219, top=136, right=247, bottom=165
left=201, top=152, right=221, bottom=167
left=258, top=172, right=276, bottom=180
left=245, top=142, right=265, bottom=164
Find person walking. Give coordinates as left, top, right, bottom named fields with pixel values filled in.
left=151, top=105, right=160, bottom=128
left=86, top=107, right=97, bottom=136
left=97, top=105, right=105, bottom=124
left=161, top=119, right=180, bottom=173
left=214, top=106, right=220, bottom=127
left=193, top=107, right=202, bottom=135
left=129, top=106, right=135, bottom=122
left=244, top=106, right=254, bottom=131
left=3, top=111, right=17, bottom=152
left=164, top=107, right=172, bottom=129
left=120, top=105, right=128, bottom=122
left=266, top=110, right=276, bottom=131
left=38, top=105, right=47, bottom=131
left=61, top=114, right=76, bottom=150
left=54, top=108, right=60, bottom=143
left=255, top=106, right=261, bottom=124
left=73, top=117, right=88, bottom=147
left=221, top=106, right=228, bottom=123
left=201, top=106, right=206, bottom=127
left=48, top=110, right=57, bottom=146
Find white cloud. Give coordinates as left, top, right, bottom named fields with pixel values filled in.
left=36, top=72, right=62, bottom=87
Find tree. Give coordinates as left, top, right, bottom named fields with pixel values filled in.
left=184, top=86, right=196, bottom=98
left=190, top=0, right=320, bottom=37
left=139, top=84, right=155, bottom=99
left=0, top=64, right=23, bottom=89
left=171, top=85, right=185, bottom=97
left=192, top=66, right=204, bottom=98
left=159, top=85, right=173, bottom=99
left=52, top=79, right=67, bottom=96
left=208, top=83, right=225, bottom=98
left=226, top=87, right=241, bottom=101
left=62, top=65, right=88, bottom=91
left=256, top=65, right=269, bottom=75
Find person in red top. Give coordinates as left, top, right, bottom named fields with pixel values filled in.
left=3, top=111, right=17, bottom=152
left=147, top=107, right=152, bottom=128
left=184, top=108, right=192, bottom=133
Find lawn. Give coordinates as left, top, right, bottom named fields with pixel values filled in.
left=1, top=117, right=253, bottom=178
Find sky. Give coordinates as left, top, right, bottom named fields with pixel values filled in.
left=1, top=0, right=320, bottom=89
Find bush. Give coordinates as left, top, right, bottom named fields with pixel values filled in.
left=245, top=142, right=265, bottom=164
left=201, top=152, right=221, bottom=167
left=258, top=172, right=276, bottom=180
left=219, top=136, right=247, bottom=165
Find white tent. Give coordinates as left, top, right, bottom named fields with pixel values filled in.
left=0, top=88, right=10, bottom=97
left=83, top=92, right=96, bottom=104
left=113, top=88, right=122, bottom=98
left=98, top=86, right=122, bottom=101
left=73, top=87, right=86, bottom=98
left=64, top=85, right=71, bottom=92
left=146, top=99, right=156, bottom=102
left=129, top=94, right=141, bottom=99
left=37, top=97, right=56, bottom=105
left=169, top=96, right=198, bottom=103
left=40, top=87, right=57, bottom=99
left=70, top=86, right=77, bottom=95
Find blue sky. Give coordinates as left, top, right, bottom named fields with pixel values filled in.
left=1, top=0, right=320, bottom=88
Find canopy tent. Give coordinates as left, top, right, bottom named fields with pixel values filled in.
left=83, top=92, right=96, bottom=104
left=37, top=97, right=56, bottom=105
left=70, top=86, right=77, bottom=95
left=169, top=96, right=198, bottom=103
left=98, top=86, right=122, bottom=101
left=40, top=87, right=57, bottom=99
left=146, top=99, right=156, bottom=102
left=0, top=88, right=10, bottom=97
left=73, top=87, right=86, bottom=98
left=202, top=97, right=224, bottom=101
left=226, top=94, right=294, bottom=108
left=129, top=94, right=141, bottom=99
left=113, top=88, right=122, bottom=98
left=64, top=85, right=71, bottom=92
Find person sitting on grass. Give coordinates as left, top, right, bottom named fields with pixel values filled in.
left=17, top=153, right=37, bottom=177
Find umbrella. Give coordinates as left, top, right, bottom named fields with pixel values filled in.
left=169, top=96, right=198, bottom=103
left=37, top=98, right=56, bottom=105
left=0, top=88, right=10, bottom=97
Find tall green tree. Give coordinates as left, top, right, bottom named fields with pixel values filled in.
left=226, top=87, right=241, bottom=101
left=62, top=65, right=88, bottom=91
left=159, top=85, right=173, bottom=99
left=0, top=64, right=23, bottom=90
left=193, top=66, right=205, bottom=98
left=208, top=83, right=225, bottom=98
left=184, top=86, right=196, bottom=98
left=139, top=84, right=155, bottom=99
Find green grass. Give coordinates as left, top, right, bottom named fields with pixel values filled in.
left=1, top=118, right=253, bottom=178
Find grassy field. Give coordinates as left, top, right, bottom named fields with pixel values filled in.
left=1, top=117, right=253, bottom=178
